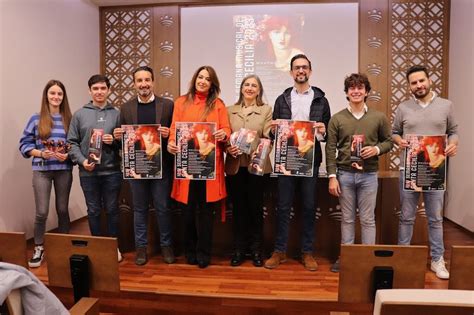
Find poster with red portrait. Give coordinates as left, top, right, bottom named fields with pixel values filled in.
left=248, top=138, right=272, bottom=176
left=403, top=134, right=447, bottom=191
left=88, top=128, right=104, bottom=164
left=273, top=120, right=315, bottom=177
left=175, top=122, right=216, bottom=180
left=122, top=124, right=162, bottom=179
left=350, top=134, right=365, bottom=171
left=229, top=128, right=258, bottom=155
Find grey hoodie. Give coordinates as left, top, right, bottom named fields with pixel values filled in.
left=67, top=102, right=121, bottom=177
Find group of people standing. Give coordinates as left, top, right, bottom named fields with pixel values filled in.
left=19, top=54, right=458, bottom=280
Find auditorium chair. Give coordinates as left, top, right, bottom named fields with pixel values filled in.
left=448, top=245, right=474, bottom=290
left=0, top=232, right=99, bottom=315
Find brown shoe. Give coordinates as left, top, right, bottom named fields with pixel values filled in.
left=264, top=252, right=287, bottom=269
left=161, top=246, right=176, bottom=264
left=302, top=253, right=318, bottom=271
left=135, top=247, right=148, bottom=266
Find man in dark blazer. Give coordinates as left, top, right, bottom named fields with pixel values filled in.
left=113, top=66, right=174, bottom=266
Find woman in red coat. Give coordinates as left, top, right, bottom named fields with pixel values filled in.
left=168, top=66, right=231, bottom=268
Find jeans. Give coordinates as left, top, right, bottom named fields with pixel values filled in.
left=227, top=168, right=265, bottom=254
left=398, top=172, right=445, bottom=261
left=183, top=181, right=215, bottom=262
left=274, top=167, right=319, bottom=253
left=32, top=170, right=72, bottom=245
left=79, top=172, right=122, bottom=237
left=338, top=170, right=378, bottom=245
left=129, top=175, right=172, bottom=248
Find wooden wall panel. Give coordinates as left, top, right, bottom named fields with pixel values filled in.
left=101, top=7, right=153, bottom=105
left=152, top=6, right=180, bottom=100
left=359, top=0, right=390, bottom=171
left=388, top=0, right=450, bottom=171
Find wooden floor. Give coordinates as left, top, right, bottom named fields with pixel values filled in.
left=28, top=218, right=473, bottom=314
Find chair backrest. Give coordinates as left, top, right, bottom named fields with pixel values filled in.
left=374, top=289, right=474, bottom=315
left=0, top=232, right=28, bottom=268
left=44, top=233, right=120, bottom=292
left=449, top=245, right=474, bottom=290
left=338, top=244, right=428, bottom=303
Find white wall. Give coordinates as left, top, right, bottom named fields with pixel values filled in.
left=445, top=0, right=474, bottom=231
left=0, top=0, right=99, bottom=237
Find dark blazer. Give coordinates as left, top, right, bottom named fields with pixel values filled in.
left=120, top=95, right=174, bottom=174
left=272, top=86, right=331, bottom=167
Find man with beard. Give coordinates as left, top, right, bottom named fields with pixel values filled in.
left=113, top=66, right=175, bottom=266
left=264, top=54, right=331, bottom=271
left=392, top=65, right=458, bottom=279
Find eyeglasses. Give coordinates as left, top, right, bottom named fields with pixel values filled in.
left=292, top=65, right=310, bottom=71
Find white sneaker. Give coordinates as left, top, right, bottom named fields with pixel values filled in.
left=431, top=257, right=450, bottom=280
left=28, top=245, right=44, bottom=268
left=117, top=249, right=123, bottom=262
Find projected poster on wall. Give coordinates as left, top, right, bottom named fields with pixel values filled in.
left=234, top=14, right=306, bottom=107
left=181, top=3, right=358, bottom=110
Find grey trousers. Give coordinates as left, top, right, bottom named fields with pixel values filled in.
left=32, top=170, right=73, bottom=244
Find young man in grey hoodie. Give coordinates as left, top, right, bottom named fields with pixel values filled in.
left=67, top=74, right=123, bottom=261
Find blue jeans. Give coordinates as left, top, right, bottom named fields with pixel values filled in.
left=274, top=168, right=318, bottom=253
left=79, top=172, right=122, bottom=237
left=338, top=170, right=378, bottom=245
left=129, top=176, right=172, bottom=248
left=398, top=172, right=445, bottom=261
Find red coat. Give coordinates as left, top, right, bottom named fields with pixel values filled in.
left=169, top=94, right=231, bottom=204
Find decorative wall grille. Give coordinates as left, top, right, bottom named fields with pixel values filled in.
left=103, top=8, right=152, bottom=105
left=389, top=0, right=448, bottom=170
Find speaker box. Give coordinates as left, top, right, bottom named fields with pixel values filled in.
left=70, top=254, right=90, bottom=302
left=373, top=266, right=394, bottom=300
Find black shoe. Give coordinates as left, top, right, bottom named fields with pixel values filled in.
left=186, top=253, right=198, bottom=265
left=198, top=259, right=209, bottom=269
left=161, top=246, right=176, bottom=264
left=230, top=252, right=244, bottom=267
left=135, top=247, right=148, bottom=266
left=252, top=253, right=263, bottom=267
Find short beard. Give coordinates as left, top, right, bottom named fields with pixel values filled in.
left=138, top=89, right=151, bottom=98
left=413, top=88, right=430, bottom=99
left=294, top=75, right=309, bottom=84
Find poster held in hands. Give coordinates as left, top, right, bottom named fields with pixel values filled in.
left=403, top=134, right=447, bottom=191
left=175, top=122, right=216, bottom=180
left=248, top=138, right=272, bottom=176
left=350, top=134, right=365, bottom=171
left=229, top=128, right=258, bottom=155
left=88, top=128, right=104, bottom=164
left=273, top=120, right=315, bottom=177
left=122, top=124, right=162, bottom=179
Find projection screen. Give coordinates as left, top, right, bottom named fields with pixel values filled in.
left=181, top=3, right=358, bottom=112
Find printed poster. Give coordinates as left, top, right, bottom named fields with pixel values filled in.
left=350, top=134, right=365, bottom=171
left=273, top=120, right=315, bottom=177
left=122, top=124, right=162, bottom=179
left=175, top=122, right=217, bottom=180
left=88, top=128, right=103, bottom=164
left=403, top=134, right=447, bottom=191
left=248, top=138, right=272, bottom=176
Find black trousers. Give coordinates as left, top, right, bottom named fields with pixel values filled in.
left=183, top=180, right=215, bottom=261
left=227, top=167, right=265, bottom=254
